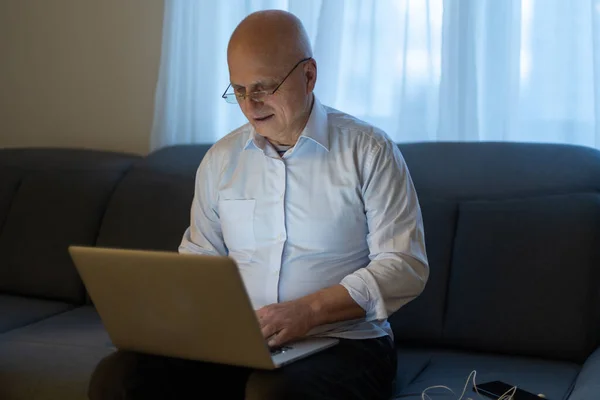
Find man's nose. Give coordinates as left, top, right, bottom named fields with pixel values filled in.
left=243, top=95, right=265, bottom=111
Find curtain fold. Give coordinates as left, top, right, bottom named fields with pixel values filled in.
left=150, top=0, right=600, bottom=151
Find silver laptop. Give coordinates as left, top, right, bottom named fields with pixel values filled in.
left=68, top=245, right=339, bottom=370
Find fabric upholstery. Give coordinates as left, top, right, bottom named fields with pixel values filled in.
left=394, top=347, right=580, bottom=399
left=0, top=171, right=132, bottom=304
left=0, top=149, right=139, bottom=304
left=95, top=146, right=210, bottom=253
left=398, top=142, right=600, bottom=200
left=0, top=294, right=73, bottom=334
left=444, top=193, right=600, bottom=363
left=1, top=306, right=113, bottom=349
left=569, top=346, right=600, bottom=400
left=0, top=340, right=114, bottom=400
left=96, top=171, right=195, bottom=252
left=132, top=144, right=211, bottom=176
left=388, top=198, right=458, bottom=344
left=0, top=167, right=21, bottom=234
left=0, top=306, right=115, bottom=400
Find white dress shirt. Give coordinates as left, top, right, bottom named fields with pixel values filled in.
left=179, top=96, right=429, bottom=340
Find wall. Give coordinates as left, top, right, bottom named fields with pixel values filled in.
left=0, top=0, right=164, bottom=155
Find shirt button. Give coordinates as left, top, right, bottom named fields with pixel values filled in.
left=273, top=269, right=280, bottom=276
left=277, top=233, right=284, bottom=241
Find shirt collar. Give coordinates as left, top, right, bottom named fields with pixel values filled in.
left=243, top=95, right=330, bottom=152
left=243, top=128, right=265, bottom=151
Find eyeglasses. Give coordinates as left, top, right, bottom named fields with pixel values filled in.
left=222, top=57, right=312, bottom=104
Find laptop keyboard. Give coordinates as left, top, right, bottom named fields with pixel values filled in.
left=270, top=345, right=293, bottom=356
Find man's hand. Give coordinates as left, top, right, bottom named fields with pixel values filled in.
left=256, top=299, right=317, bottom=348
left=256, top=284, right=366, bottom=348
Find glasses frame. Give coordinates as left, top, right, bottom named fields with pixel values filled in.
left=221, top=57, right=312, bottom=104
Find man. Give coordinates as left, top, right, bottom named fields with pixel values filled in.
left=89, top=9, right=428, bottom=400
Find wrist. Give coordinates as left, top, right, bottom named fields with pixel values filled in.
left=299, top=291, right=325, bottom=329
left=308, top=293, right=325, bottom=327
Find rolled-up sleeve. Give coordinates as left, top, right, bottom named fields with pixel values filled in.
left=340, top=137, right=429, bottom=321
left=178, top=151, right=228, bottom=257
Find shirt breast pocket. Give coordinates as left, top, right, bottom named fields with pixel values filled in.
left=218, top=199, right=256, bottom=263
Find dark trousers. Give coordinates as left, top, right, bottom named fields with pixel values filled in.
left=88, top=336, right=397, bottom=400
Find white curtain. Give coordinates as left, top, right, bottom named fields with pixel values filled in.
left=150, top=0, right=600, bottom=150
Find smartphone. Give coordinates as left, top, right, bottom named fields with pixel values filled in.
left=474, top=380, right=545, bottom=400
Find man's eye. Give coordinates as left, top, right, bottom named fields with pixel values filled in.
left=234, top=88, right=246, bottom=95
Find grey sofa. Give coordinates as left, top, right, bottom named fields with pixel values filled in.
left=1, top=142, right=599, bottom=400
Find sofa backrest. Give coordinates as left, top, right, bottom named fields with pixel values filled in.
left=0, top=149, right=140, bottom=305
left=390, top=142, right=600, bottom=363
left=95, top=145, right=211, bottom=252
left=8, top=142, right=595, bottom=363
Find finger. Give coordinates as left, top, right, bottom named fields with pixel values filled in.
left=261, top=323, right=278, bottom=339
left=269, top=328, right=290, bottom=347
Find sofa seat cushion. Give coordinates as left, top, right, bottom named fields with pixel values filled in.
left=0, top=294, right=73, bottom=334
left=0, top=340, right=114, bottom=400
left=0, top=306, right=115, bottom=400
left=394, top=347, right=580, bottom=400
left=568, top=346, right=600, bottom=400
left=1, top=306, right=114, bottom=349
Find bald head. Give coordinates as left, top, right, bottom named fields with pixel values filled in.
left=227, top=10, right=312, bottom=67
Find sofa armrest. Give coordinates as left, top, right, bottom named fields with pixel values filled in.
left=568, top=347, right=600, bottom=399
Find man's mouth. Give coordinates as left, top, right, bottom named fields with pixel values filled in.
left=254, top=114, right=274, bottom=122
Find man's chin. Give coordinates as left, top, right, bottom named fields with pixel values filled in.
left=251, top=123, right=279, bottom=139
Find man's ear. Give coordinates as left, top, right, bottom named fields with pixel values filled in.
left=304, top=59, right=317, bottom=92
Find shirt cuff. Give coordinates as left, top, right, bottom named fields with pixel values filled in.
left=340, top=268, right=388, bottom=321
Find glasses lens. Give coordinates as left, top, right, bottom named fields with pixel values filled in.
left=224, top=94, right=238, bottom=104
